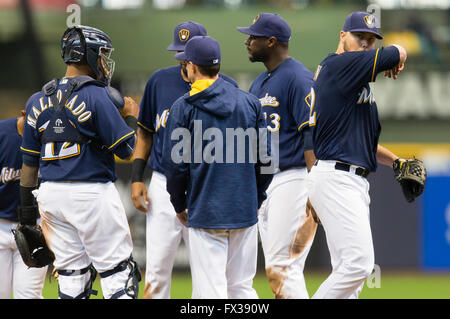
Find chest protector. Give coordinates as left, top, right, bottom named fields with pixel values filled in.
left=40, top=76, right=105, bottom=145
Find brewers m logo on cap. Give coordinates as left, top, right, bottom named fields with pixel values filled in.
left=364, top=15, right=376, bottom=28
left=252, top=14, right=260, bottom=24
left=179, top=29, right=190, bottom=42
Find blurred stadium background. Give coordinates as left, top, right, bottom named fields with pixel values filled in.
left=1, top=0, right=449, bottom=299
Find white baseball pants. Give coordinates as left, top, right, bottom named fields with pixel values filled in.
left=308, top=160, right=375, bottom=299
left=35, top=181, right=134, bottom=299
left=144, top=171, right=190, bottom=299
left=0, top=219, right=47, bottom=299
left=258, top=167, right=317, bottom=298
left=189, top=225, right=259, bottom=299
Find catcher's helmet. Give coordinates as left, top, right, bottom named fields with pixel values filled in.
left=61, top=25, right=115, bottom=85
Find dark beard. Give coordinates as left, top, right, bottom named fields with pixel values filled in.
left=248, top=48, right=269, bottom=63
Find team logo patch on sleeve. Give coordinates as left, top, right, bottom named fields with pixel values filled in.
left=179, top=29, right=190, bottom=42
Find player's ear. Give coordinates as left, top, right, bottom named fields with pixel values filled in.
left=267, top=36, right=277, bottom=48
left=339, top=31, right=347, bottom=41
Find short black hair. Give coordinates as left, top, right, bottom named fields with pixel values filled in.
left=197, top=64, right=221, bottom=77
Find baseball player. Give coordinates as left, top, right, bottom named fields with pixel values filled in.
left=162, top=35, right=273, bottom=299
left=130, top=21, right=237, bottom=299
left=19, top=25, right=141, bottom=299
left=0, top=111, right=48, bottom=299
left=307, top=12, right=409, bottom=298
left=237, top=13, right=317, bottom=298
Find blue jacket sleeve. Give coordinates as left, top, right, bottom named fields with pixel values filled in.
left=162, top=99, right=190, bottom=213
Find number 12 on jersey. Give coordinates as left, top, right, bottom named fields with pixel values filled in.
left=41, top=142, right=81, bottom=161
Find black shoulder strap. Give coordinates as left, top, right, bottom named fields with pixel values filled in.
left=42, top=78, right=60, bottom=112
left=39, top=77, right=109, bottom=152
left=41, top=76, right=105, bottom=108
left=41, top=78, right=77, bottom=112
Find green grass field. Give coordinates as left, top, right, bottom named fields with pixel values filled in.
left=40, top=271, right=450, bottom=299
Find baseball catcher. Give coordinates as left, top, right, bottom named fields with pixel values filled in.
left=12, top=189, right=55, bottom=268
left=393, top=158, right=427, bottom=203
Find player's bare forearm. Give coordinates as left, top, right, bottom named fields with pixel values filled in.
left=20, top=163, right=39, bottom=187
left=304, top=150, right=316, bottom=172
left=134, top=127, right=153, bottom=161
left=376, top=144, right=399, bottom=167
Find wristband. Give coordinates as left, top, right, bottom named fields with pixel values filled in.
left=20, top=185, right=37, bottom=207
left=131, top=158, right=147, bottom=183
left=124, top=116, right=138, bottom=131
left=19, top=186, right=38, bottom=225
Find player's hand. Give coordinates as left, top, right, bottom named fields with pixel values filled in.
left=384, top=63, right=404, bottom=80
left=131, top=182, right=149, bottom=213
left=177, top=209, right=188, bottom=227
left=120, top=97, right=139, bottom=119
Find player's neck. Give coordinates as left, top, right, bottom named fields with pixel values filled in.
left=16, top=116, right=24, bottom=136
left=264, top=51, right=290, bottom=72
left=65, top=64, right=95, bottom=79
left=192, top=74, right=219, bottom=83
left=336, top=43, right=344, bottom=54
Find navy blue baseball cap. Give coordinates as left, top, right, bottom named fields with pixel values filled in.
left=237, top=13, right=291, bottom=42
left=343, top=12, right=383, bottom=39
left=167, top=21, right=207, bottom=51
left=174, top=36, right=221, bottom=66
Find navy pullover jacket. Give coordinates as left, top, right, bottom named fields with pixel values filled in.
left=162, top=77, right=273, bottom=229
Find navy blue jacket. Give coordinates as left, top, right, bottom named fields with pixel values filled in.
left=162, top=77, right=273, bottom=229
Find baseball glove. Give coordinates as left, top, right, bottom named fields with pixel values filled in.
left=12, top=224, right=55, bottom=268
left=393, top=158, right=426, bottom=203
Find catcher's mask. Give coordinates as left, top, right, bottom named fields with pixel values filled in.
left=61, top=25, right=115, bottom=85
